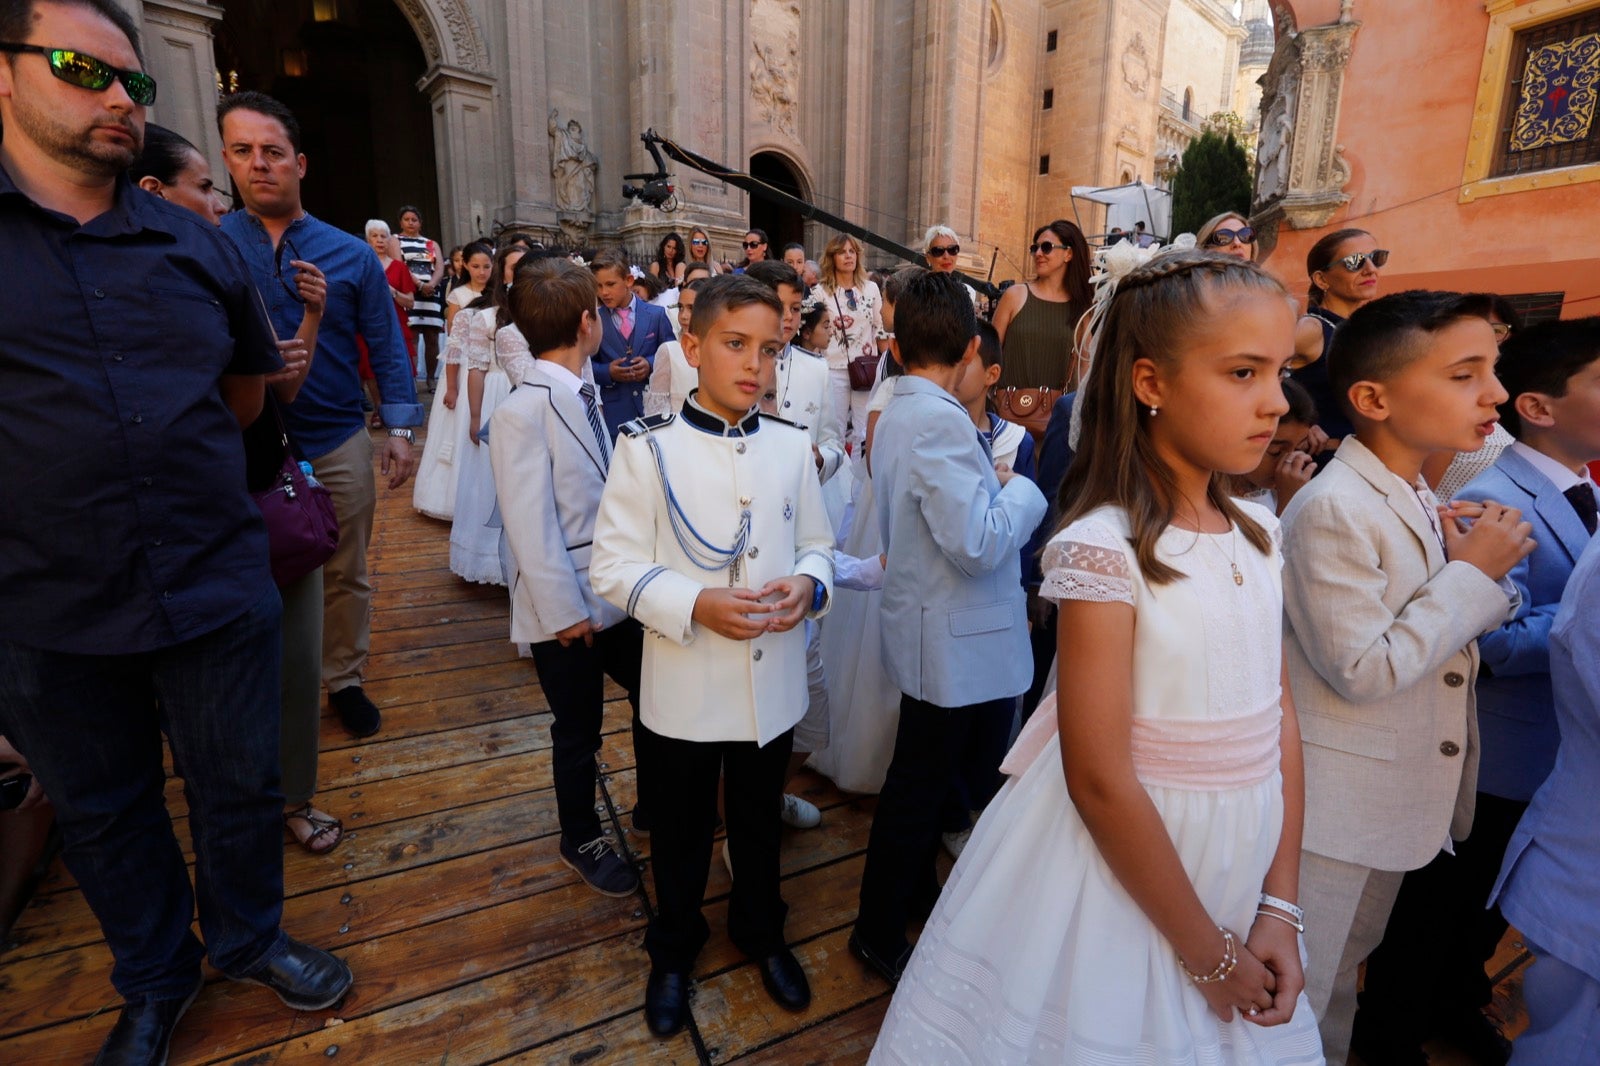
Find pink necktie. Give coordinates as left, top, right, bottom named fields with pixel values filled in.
left=618, top=306, right=633, bottom=340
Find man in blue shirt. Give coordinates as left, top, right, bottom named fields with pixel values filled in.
left=218, top=91, right=422, bottom=739
left=0, top=1, right=352, bottom=1060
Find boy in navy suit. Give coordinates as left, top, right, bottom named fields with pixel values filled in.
left=591, top=249, right=673, bottom=439
left=489, top=257, right=643, bottom=899
left=1355, top=317, right=1600, bottom=1063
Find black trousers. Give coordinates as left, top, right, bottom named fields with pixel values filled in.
left=1356, top=791, right=1530, bottom=1046
left=637, top=721, right=793, bottom=972
left=856, top=693, right=1015, bottom=954
left=527, top=620, right=642, bottom=847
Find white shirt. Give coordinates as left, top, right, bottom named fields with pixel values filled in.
left=1510, top=440, right=1598, bottom=496
left=532, top=357, right=587, bottom=398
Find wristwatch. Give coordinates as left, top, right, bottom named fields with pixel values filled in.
left=388, top=427, right=415, bottom=444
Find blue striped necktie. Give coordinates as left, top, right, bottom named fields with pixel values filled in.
left=579, top=382, right=610, bottom=468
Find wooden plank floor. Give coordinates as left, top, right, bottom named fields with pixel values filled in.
left=0, top=427, right=1533, bottom=1064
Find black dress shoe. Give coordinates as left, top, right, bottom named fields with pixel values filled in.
left=848, top=929, right=911, bottom=987
left=756, top=949, right=811, bottom=1012
left=228, top=937, right=353, bottom=1011
left=330, top=686, right=381, bottom=738
left=644, top=968, right=692, bottom=1037
left=94, top=978, right=202, bottom=1066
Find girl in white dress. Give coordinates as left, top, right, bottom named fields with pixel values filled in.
left=410, top=310, right=474, bottom=520
left=448, top=244, right=525, bottom=585
left=870, top=252, right=1323, bottom=1065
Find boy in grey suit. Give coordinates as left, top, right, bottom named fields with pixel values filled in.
left=850, top=270, right=1047, bottom=983
left=1280, top=291, right=1532, bottom=1065
left=489, top=258, right=642, bottom=899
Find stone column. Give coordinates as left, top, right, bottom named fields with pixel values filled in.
left=418, top=64, right=500, bottom=250
left=138, top=0, right=224, bottom=178
left=907, top=0, right=986, bottom=249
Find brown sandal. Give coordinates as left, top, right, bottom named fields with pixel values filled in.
left=284, top=803, right=344, bottom=854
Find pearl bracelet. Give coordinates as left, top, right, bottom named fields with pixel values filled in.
left=1179, top=927, right=1238, bottom=985
left=1255, top=907, right=1305, bottom=934
left=1259, top=893, right=1304, bottom=924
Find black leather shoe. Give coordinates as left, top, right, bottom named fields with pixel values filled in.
left=756, top=949, right=811, bottom=1012
left=644, top=968, right=692, bottom=1037
left=228, top=937, right=353, bottom=1011
left=330, top=686, right=381, bottom=738
left=848, top=929, right=911, bottom=987
left=94, top=979, right=202, bottom=1066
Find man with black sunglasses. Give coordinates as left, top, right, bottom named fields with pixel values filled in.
left=0, top=2, right=354, bottom=1062
left=218, top=89, right=422, bottom=741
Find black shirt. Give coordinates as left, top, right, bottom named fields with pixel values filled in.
left=0, top=164, right=282, bottom=654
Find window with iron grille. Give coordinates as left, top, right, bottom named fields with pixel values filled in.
left=1490, top=9, right=1600, bottom=178
left=1046, top=30, right=1058, bottom=52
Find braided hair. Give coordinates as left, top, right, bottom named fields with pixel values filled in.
left=1055, top=250, right=1292, bottom=585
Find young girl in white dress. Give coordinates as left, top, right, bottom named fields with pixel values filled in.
left=411, top=304, right=474, bottom=520
left=870, top=251, right=1323, bottom=1065
left=448, top=244, right=525, bottom=585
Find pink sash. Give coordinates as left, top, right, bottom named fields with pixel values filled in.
left=1000, top=694, right=1282, bottom=790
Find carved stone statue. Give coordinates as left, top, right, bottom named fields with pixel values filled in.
left=1256, top=98, right=1295, bottom=201
left=548, top=109, right=599, bottom=221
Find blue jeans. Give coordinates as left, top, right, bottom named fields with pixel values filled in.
left=0, top=587, right=288, bottom=1003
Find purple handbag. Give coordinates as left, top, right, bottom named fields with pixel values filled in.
left=251, top=405, right=339, bottom=587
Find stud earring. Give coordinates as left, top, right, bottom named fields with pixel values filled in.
left=1149, top=404, right=1159, bottom=417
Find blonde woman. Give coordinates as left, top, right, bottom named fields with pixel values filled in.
left=810, top=234, right=884, bottom=450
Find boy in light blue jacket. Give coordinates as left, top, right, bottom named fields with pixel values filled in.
left=849, top=269, right=1047, bottom=982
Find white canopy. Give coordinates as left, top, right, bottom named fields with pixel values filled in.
left=1070, top=181, right=1173, bottom=242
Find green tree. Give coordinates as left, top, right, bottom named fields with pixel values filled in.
left=1170, top=129, right=1253, bottom=237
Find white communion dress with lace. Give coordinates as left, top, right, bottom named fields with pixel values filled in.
left=411, top=319, right=475, bottom=520
left=869, top=503, right=1323, bottom=1066
left=447, top=309, right=514, bottom=585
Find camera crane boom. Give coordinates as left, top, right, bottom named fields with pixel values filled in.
left=625, top=129, right=1000, bottom=300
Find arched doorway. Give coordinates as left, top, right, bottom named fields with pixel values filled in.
left=748, top=151, right=808, bottom=253
left=212, top=0, right=439, bottom=237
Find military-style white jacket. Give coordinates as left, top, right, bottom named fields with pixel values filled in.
left=590, top=398, right=834, bottom=745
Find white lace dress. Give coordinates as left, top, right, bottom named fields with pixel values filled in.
left=870, top=504, right=1323, bottom=1065
left=447, top=309, right=513, bottom=585
left=410, top=317, right=475, bottom=520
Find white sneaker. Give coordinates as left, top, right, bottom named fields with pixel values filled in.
left=780, top=793, right=822, bottom=830
left=721, top=838, right=733, bottom=881
left=942, top=828, right=972, bottom=861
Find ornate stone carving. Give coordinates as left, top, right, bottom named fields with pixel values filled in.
left=549, top=109, right=599, bottom=228
left=1122, top=32, right=1152, bottom=97
left=1250, top=17, right=1360, bottom=231
left=392, top=0, right=489, bottom=74
left=749, top=0, right=801, bottom=135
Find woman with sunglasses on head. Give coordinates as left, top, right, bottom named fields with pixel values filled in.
left=130, top=124, right=345, bottom=856
left=1196, top=212, right=1256, bottom=261
left=685, top=225, right=719, bottom=275
left=650, top=231, right=687, bottom=286
left=991, top=219, right=1093, bottom=391
left=1293, top=228, right=1388, bottom=444
left=812, top=233, right=885, bottom=451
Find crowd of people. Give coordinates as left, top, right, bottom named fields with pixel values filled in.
left=2, top=3, right=1598, bottom=1065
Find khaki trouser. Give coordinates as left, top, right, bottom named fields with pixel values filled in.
left=1300, top=850, right=1407, bottom=1066
left=310, top=428, right=376, bottom=693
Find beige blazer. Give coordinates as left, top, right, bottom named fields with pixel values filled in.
left=1282, top=437, right=1514, bottom=872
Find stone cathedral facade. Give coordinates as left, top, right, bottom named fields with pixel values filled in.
left=118, top=0, right=1261, bottom=277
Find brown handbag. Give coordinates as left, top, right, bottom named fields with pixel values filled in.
left=847, top=353, right=879, bottom=391
left=993, top=386, right=1062, bottom=442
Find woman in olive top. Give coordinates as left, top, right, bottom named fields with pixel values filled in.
left=991, top=219, right=1092, bottom=390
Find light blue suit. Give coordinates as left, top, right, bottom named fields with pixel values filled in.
left=1490, top=532, right=1600, bottom=1063
left=873, top=375, right=1047, bottom=706
left=1460, top=447, right=1596, bottom=801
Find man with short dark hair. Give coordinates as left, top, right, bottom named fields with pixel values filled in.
left=218, top=89, right=422, bottom=738
left=0, top=2, right=352, bottom=1062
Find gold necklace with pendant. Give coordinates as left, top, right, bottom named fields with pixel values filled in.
left=1203, top=526, right=1244, bottom=587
